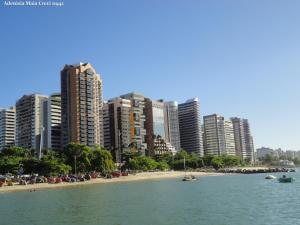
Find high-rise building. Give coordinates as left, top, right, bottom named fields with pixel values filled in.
left=178, top=98, right=203, bottom=156
left=224, top=120, right=236, bottom=155
left=61, top=63, right=103, bottom=147
left=164, top=101, right=181, bottom=151
left=0, top=107, right=16, bottom=150
left=231, top=117, right=254, bottom=162
left=120, top=92, right=147, bottom=154
left=145, top=99, right=173, bottom=156
left=203, top=114, right=236, bottom=156
left=16, top=94, right=48, bottom=153
left=43, top=93, right=62, bottom=151
left=103, top=98, right=131, bottom=163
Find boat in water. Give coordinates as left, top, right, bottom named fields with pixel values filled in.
left=182, top=157, right=197, bottom=182
left=265, top=175, right=276, bottom=179
left=182, top=175, right=196, bottom=181
left=278, top=175, right=294, bottom=183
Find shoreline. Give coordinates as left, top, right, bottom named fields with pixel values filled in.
left=0, top=171, right=223, bottom=194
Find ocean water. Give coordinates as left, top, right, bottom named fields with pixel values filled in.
left=1, top=172, right=300, bottom=225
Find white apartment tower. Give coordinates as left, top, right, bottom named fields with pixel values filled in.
left=0, top=107, right=16, bottom=150
left=203, top=114, right=236, bottom=156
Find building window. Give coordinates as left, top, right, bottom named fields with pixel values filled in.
left=134, top=128, right=140, bottom=136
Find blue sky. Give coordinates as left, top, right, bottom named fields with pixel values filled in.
left=0, top=0, right=300, bottom=150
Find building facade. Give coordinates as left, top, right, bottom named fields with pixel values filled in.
left=178, top=98, right=203, bottom=156
left=164, top=101, right=181, bottom=151
left=120, top=92, right=147, bottom=154
left=145, top=99, right=165, bottom=156
left=223, top=120, right=236, bottom=155
left=103, top=98, right=131, bottom=163
left=61, top=63, right=103, bottom=147
left=0, top=107, right=16, bottom=150
left=43, top=93, right=62, bottom=151
left=231, top=117, right=254, bottom=162
left=203, top=114, right=236, bottom=156
left=16, top=94, right=48, bottom=153
left=145, top=99, right=175, bottom=156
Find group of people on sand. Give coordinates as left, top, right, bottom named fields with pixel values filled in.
left=0, top=171, right=130, bottom=188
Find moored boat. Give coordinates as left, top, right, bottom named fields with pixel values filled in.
left=182, top=175, right=196, bottom=182
left=265, top=175, right=276, bottom=179
left=182, top=157, right=197, bottom=182
left=278, top=175, right=294, bottom=183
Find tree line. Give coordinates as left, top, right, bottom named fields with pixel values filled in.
left=0, top=143, right=115, bottom=176
left=122, top=150, right=244, bottom=171
left=0, top=143, right=246, bottom=176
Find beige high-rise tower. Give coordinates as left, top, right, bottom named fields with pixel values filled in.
left=15, top=94, right=48, bottom=153
left=203, top=114, right=236, bottom=156
left=231, top=117, right=254, bottom=162
left=61, top=63, right=103, bottom=147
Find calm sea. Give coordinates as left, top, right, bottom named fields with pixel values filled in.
left=1, top=171, right=300, bottom=225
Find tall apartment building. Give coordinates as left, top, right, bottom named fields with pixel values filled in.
left=203, top=114, right=236, bottom=156
left=120, top=92, right=147, bottom=154
left=0, top=107, right=16, bottom=150
left=231, top=117, right=254, bottom=162
left=178, top=98, right=203, bottom=156
left=145, top=99, right=172, bottom=156
left=164, top=101, right=181, bottom=151
left=61, top=63, right=103, bottom=147
left=224, top=120, right=236, bottom=155
left=103, top=98, right=131, bottom=163
left=43, top=93, right=62, bottom=151
left=16, top=94, right=48, bottom=153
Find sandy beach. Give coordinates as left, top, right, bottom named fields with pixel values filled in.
left=0, top=171, right=223, bottom=193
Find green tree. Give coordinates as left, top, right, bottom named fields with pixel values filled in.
left=211, top=156, right=224, bottom=170
left=123, top=156, right=157, bottom=171
left=154, top=153, right=174, bottom=168
left=174, top=150, right=189, bottom=160
left=37, top=157, right=71, bottom=176
left=202, top=155, right=213, bottom=167
left=188, top=153, right=200, bottom=169
left=91, top=147, right=116, bottom=172
left=63, top=143, right=92, bottom=173
left=222, top=155, right=241, bottom=167
left=173, top=159, right=185, bottom=170
left=156, top=160, right=170, bottom=171
left=137, top=156, right=157, bottom=171
left=0, top=156, right=23, bottom=174
left=22, top=158, right=39, bottom=174
left=1, top=146, right=32, bottom=158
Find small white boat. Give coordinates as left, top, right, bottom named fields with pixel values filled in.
left=265, top=175, right=276, bottom=179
